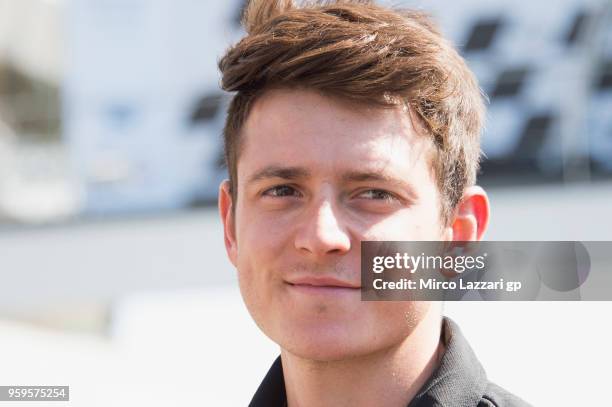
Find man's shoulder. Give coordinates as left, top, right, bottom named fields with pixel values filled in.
left=478, top=382, right=532, bottom=407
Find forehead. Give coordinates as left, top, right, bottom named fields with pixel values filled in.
left=238, top=88, right=434, bottom=182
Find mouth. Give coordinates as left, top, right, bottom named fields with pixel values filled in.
left=285, top=276, right=361, bottom=295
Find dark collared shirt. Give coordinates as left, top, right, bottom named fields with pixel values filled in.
left=249, top=317, right=532, bottom=407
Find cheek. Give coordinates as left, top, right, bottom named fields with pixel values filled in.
left=236, top=198, right=292, bottom=254
left=362, top=209, right=443, bottom=241
left=369, top=301, right=432, bottom=334
left=235, top=215, right=284, bottom=293
left=237, top=195, right=297, bottom=241
left=234, top=207, right=293, bottom=330
left=235, top=247, right=278, bottom=336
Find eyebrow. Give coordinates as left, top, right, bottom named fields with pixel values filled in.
left=247, top=165, right=312, bottom=185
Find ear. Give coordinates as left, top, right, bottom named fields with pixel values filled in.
left=218, top=180, right=238, bottom=267
left=450, top=185, right=490, bottom=242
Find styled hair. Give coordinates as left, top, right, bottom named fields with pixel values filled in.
left=218, top=0, right=485, bottom=223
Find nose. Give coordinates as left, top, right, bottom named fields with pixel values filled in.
left=294, top=196, right=351, bottom=257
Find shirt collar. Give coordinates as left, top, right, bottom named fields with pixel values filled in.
left=407, top=317, right=488, bottom=407
left=249, top=356, right=286, bottom=407
left=249, top=317, right=488, bottom=407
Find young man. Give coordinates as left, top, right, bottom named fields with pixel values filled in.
left=218, top=1, right=530, bottom=406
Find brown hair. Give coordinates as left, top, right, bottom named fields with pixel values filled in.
left=218, top=0, right=485, bottom=224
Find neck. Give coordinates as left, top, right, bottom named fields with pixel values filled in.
left=281, top=314, right=445, bottom=407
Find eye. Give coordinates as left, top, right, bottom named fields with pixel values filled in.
left=262, top=185, right=302, bottom=198
left=357, top=189, right=399, bottom=202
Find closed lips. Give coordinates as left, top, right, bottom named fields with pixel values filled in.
left=286, top=276, right=361, bottom=289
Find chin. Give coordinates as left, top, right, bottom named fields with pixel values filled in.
left=276, top=318, right=387, bottom=362
left=280, top=305, right=438, bottom=362
left=284, top=338, right=370, bottom=362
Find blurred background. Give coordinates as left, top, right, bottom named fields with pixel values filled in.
left=1, top=0, right=611, bottom=405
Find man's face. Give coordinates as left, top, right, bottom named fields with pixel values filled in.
left=221, top=88, right=449, bottom=361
